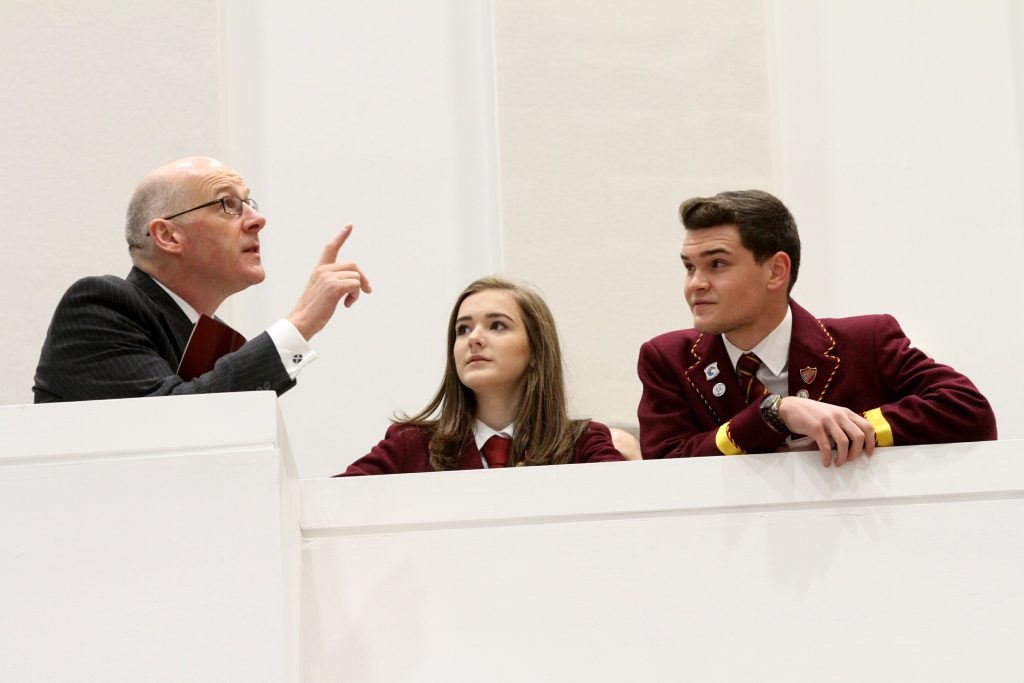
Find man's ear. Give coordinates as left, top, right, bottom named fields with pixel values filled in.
left=765, top=251, right=791, bottom=293
left=147, top=218, right=184, bottom=255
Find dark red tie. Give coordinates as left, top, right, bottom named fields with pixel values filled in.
left=736, top=352, right=768, bottom=405
left=482, top=435, right=511, bottom=468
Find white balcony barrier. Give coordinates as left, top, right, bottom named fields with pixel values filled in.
left=0, top=393, right=300, bottom=683
left=303, top=439, right=1024, bottom=682
left=3, top=395, right=1021, bottom=682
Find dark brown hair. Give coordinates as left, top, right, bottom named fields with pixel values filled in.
left=679, top=189, right=801, bottom=292
left=399, top=276, right=586, bottom=470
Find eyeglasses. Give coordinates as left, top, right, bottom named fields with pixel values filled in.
left=163, top=196, right=259, bottom=220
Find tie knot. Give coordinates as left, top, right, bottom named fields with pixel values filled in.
left=482, top=435, right=511, bottom=468
left=736, top=352, right=762, bottom=377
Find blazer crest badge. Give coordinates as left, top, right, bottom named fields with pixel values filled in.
left=704, top=362, right=720, bottom=381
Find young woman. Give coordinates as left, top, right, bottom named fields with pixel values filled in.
left=342, top=276, right=625, bottom=475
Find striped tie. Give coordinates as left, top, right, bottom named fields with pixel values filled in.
left=736, top=352, right=768, bottom=405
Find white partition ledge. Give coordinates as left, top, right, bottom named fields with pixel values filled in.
left=302, top=440, right=1021, bottom=534
left=301, top=441, right=1024, bottom=682
left=3, top=393, right=282, bottom=463
left=0, top=394, right=300, bottom=683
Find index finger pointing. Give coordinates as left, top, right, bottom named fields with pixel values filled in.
left=319, top=224, right=353, bottom=265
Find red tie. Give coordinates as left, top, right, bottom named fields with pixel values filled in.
left=736, top=352, right=768, bottom=405
left=482, top=435, right=511, bottom=468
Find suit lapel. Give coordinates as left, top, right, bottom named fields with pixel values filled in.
left=126, top=267, right=195, bottom=359
left=787, top=300, right=841, bottom=402
left=686, top=333, right=747, bottom=425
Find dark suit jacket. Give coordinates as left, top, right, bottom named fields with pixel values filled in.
left=637, top=300, right=997, bottom=458
left=341, top=420, right=625, bottom=475
left=33, top=266, right=294, bottom=402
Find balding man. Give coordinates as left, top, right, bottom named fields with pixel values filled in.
left=33, top=156, right=371, bottom=402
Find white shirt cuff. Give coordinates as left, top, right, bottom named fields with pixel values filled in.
left=266, top=319, right=317, bottom=380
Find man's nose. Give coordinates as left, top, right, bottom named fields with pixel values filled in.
left=686, top=270, right=708, bottom=293
left=243, top=203, right=266, bottom=231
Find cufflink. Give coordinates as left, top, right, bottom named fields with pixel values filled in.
left=292, top=353, right=303, bottom=365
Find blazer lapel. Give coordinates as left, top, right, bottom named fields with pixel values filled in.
left=685, top=333, right=747, bottom=425
left=126, top=267, right=195, bottom=359
left=457, top=438, right=485, bottom=470
left=787, top=300, right=841, bottom=402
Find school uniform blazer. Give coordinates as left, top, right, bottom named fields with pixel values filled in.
left=33, top=266, right=294, bottom=402
left=637, top=300, right=997, bottom=459
left=341, top=420, right=625, bottom=475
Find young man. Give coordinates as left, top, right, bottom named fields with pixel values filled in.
left=637, top=190, right=996, bottom=466
left=33, top=156, right=372, bottom=402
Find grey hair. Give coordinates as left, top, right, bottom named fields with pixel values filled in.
left=124, top=174, right=188, bottom=258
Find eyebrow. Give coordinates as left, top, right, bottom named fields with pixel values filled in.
left=456, top=312, right=516, bottom=324
left=211, top=183, right=248, bottom=198
left=681, top=246, right=732, bottom=261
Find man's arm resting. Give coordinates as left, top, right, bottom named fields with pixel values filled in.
left=34, top=280, right=293, bottom=401
left=871, top=315, right=997, bottom=444
left=637, top=341, right=787, bottom=458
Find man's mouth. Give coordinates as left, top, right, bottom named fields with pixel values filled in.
left=244, top=244, right=260, bottom=255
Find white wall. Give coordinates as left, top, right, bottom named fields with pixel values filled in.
left=766, top=0, right=1024, bottom=438
left=492, top=0, right=775, bottom=429
left=3, top=1, right=1021, bottom=476
left=218, top=0, right=502, bottom=477
left=0, top=0, right=223, bottom=405
left=492, top=0, right=1024, bottom=437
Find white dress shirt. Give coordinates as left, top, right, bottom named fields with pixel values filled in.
left=721, top=305, right=793, bottom=397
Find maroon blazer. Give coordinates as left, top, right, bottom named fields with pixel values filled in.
left=341, top=420, right=625, bottom=476
left=637, top=300, right=997, bottom=459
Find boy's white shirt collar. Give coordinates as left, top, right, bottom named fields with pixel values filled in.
left=722, top=305, right=793, bottom=377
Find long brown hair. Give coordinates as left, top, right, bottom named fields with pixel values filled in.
left=398, top=276, right=587, bottom=470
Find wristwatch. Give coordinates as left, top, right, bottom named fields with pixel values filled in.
left=759, top=393, right=789, bottom=434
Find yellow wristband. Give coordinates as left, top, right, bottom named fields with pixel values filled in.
left=863, top=408, right=894, bottom=447
left=715, top=422, right=744, bottom=455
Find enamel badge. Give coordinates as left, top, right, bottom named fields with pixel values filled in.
left=796, top=389, right=810, bottom=399
left=712, top=382, right=726, bottom=397
left=704, top=362, right=720, bottom=381
left=799, top=367, right=817, bottom=384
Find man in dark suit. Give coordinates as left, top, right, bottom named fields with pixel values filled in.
left=637, top=190, right=996, bottom=466
left=33, top=156, right=372, bottom=402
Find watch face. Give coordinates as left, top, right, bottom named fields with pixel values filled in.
left=759, top=393, right=788, bottom=434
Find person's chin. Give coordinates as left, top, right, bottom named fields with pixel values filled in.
left=456, top=369, right=478, bottom=390
left=692, top=315, right=724, bottom=335
left=459, top=370, right=500, bottom=393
